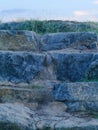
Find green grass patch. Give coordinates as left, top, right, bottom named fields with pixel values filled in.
left=87, top=112, right=98, bottom=119
left=0, top=20, right=98, bottom=34
left=83, top=78, right=98, bottom=82
left=27, top=84, right=43, bottom=89
left=0, top=122, right=21, bottom=130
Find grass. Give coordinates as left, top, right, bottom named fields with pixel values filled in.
left=28, top=84, right=42, bottom=89
left=0, top=20, right=98, bottom=34
left=83, top=78, right=98, bottom=82
left=87, top=112, right=98, bottom=119
left=0, top=122, right=21, bottom=130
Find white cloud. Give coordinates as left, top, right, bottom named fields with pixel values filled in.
left=74, top=11, right=88, bottom=16
left=93, top=0, right=98, bottom=4
left=73, top=10, right=98, bottom=21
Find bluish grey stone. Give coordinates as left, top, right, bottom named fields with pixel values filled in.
left=66, top=101, right=98, bottom=112
left=0, top=30, right=40, bottom=51
left=50, top=52, right=96, bottom=82
left=86, top=60, right=98, bottom=80
left=53, top=82, right=98, bottom=112
left=0, top=51, right=45, bottom=83
left=53, top=82, right=98, bottom=102
left=40, top=32, right=97, bottom=51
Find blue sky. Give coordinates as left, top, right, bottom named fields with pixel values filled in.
left=0, top=0, right=98, bottom=22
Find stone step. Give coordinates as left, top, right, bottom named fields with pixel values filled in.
left=0, top=51, right=97, bottom=83
left=0, top=30, right=40, bottom=51
left=2, top=81, right=98, bottom=113
left=1, top=30, right=98, bottom=130
left=0, top=30, right=97, bottom=52
left=0, top=84, right=53, bottom=103
left=40, top=32, right=97, bottom=51
left=0, top=103, right=98, bottom=130
left=0, top=51, right=46, bottom=83
left=53, top=82, right=98, bottom=112
left=50, top=51, right=98, bottom=82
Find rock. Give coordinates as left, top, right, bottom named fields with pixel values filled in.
left=53, top=82, right=98, bottom=112
left=41, top=101, right=67, bottom=116
left=0, top=51, right=98, bottom=83
left=0, top=51, right=45, bottom=83
left=0, top=102, right=98, bottom=130
left=40, top=32, right=97, bottom=51
left=0, top=103, right=35, bottom=130
left=53, top=82, right=98, bottom=102
left=55, top=120, right=98, bottom=130
left=0, top=51, right=97, bottom=83
left=0, top=30, right=40, bottom=51
left=50, top=52, right=95, bottom=82
left=0, top=86, right=53, bottom=103
left=86, top=60, right=98, bottom=81
left=66, top=101, right=98, bottom=112
left=1, top=103, right=98, bottom=130
left=1, top=28, right=98, bottom=130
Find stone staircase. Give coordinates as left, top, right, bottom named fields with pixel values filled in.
left=0, top=30, right=98, bottom=130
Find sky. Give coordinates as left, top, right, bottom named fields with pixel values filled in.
left=0, top=0, right=98, bottom=22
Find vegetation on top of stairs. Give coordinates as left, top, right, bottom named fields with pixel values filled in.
left=0, top=20, right=98, bottom=34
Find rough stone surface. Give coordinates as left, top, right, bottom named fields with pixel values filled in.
left=53, top=82, right=98, bottom=102
left=0, top=32, right=97, bottom=82
left=53, top=82, right=98, bottom=112
left=0, top=103, right=98, bottom=130
left=0, top=51, right=98, bottom=83
left=0, top=51, right=45, bottom=83
left=50, top=52, right=98, bottom=82
left=0, top=103, right=35, bottom=130
left=0, top=82, right=53, bottom=103
left=0, top=30, right=40, bottom=51
left=66, top=101, right=98, bottom=112
left=0, top=31, right=97, bottom=129
left=86, top=60, right=98, bottom=80
left=40, top=32, right=97, bottom=51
